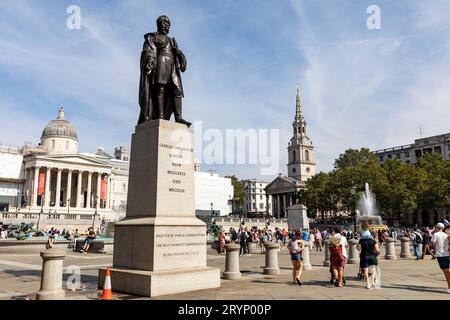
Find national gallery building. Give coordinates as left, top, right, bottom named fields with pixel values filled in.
left=0, top=107, right=129, bottom=230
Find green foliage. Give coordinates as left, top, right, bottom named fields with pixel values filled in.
left=226, top=175, right=246, bottom=206
left=302, top=148, right=450, bottom=222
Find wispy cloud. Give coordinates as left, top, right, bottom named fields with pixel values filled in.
left=0, top=0, right=449, bottom=180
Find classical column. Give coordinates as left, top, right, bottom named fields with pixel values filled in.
left=44, top=167, right=51, bottom=208
left=86, top=171, right=92, bottom=209
left=283, top=194, right=287, bottom=218
left=265, top=195, right=269, bottom=216
left=106, top=175, right=111, bottom=209
left=96, top=173, right=101, bottom=209
left=54, top=168, right=62, bottom=208
left=76, top=171, right=82, bottom=208
left=32, top=166, right=41, bottom=207
left=66, top=170, right=73, bottom=207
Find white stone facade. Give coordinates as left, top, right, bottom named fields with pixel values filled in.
left=194, top=171, right=233, bottom=217
left=241, top=179, right=272, bottom=216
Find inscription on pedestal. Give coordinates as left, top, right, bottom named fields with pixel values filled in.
left=159, top=143, right=194, bottom=195
left=155, top=233, right=205, bottom=257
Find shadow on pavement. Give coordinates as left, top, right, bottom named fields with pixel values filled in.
left=381, top=284, right=447, bottom=294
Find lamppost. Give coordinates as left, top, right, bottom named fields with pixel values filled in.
left=350, top=186, right=357, bottom=233
left=210, top=202, right=214, bottom=217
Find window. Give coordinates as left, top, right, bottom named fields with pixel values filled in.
left=448, top=143, right=450, bottom=151
left=305, top=150, right=310, bottom=161
left=306, top=167, right=310, bottom=173
left=405, top=151, right=410, bottom=158
left=292, top=167, right=296, bottom=173
left=396, top=153, right=401, bottom=159
left=122, top=183, right=126, bottom=192
left=66, top=140, right=69, bottom=150
left=259, top=203, right=264, bottom=209
left=388, top=154, right=392, bottom=159
left=51, top=140, right=55, bottom=149
left=379, top=156, right=383, bottom=162
left=292, top=150, right=296, bottom=162
left=260, top=195, right=263, bottom=200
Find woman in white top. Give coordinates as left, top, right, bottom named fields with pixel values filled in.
left=430, top=223, right=450, bottom=293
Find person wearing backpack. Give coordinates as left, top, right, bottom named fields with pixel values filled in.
left=411, top=228, right=423, bottom=260
left=287, top=233, right=305, bottom=286
left=239, top=228, right=249, bottom=256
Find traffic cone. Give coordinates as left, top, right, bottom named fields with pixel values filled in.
left=101, top=268, right=113, bottom=300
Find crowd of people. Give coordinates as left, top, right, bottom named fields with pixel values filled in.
left=215, top=220, right=450, bottom=293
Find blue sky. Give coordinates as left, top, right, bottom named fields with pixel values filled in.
left=0, top=0, right=449, bottom=181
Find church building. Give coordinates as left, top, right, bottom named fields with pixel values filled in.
left=265, top=86, right=316, bottom=218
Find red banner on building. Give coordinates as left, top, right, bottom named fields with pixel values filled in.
left=100, top=178, right=107, bottom=200
left=38, top=172, right=46, bottom=196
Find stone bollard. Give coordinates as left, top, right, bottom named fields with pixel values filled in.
left=36, top=250, right=66, bottom=300
left=223, top=243, right=241, bottom=280
left=400, top=237, right=412, bottom=258
left=323, top=240, right=330, bottom=267
left=384, top=237, right=397, bottom=260
left=263, top=242, right=280, bottom=275
left=302, top=241, right=312, bottom=270
left=348, top=239, right=359, bottom=264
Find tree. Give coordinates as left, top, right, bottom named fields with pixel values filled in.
left=334, top=148, right=378, bottom=170
left=376, top=159, right=419, bottom=224
left=225, top=175, right=245, bottom=208
left=416, top=153, right=450, bottom=211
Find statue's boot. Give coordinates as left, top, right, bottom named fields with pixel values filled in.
left=173, top=97, right=192, bottom=127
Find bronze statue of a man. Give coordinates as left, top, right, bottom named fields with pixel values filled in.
left=138, top=15, right=191, bottom=127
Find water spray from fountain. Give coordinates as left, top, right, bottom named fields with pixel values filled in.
left=356, top=183, right=382, bottom=226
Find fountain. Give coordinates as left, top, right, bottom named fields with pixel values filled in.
left=356, top=183, right=384, bottom=228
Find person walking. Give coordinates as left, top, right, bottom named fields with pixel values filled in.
left=429, top=223, right=450, bottom=294
left=287, top=233, right=305, bottom=286
left=315, top=229, right=323, bottom=252
left=411, top=228, right=423, bottom=260
left=239, top=228, right=248, bottom=256
left=421, top=227, right=436, bottom=260
left=329, top=233, right=344, bottom=287
left=357, top=222, right=381, bottom=289
left=218, top=230, right=226, bottom=254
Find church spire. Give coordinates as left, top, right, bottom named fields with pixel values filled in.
left=295, top=84, right=303, bottom=122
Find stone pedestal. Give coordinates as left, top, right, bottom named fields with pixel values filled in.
left=287, top=204, right=309, bottom=230
left=400, top=237, right=412, bottom=258
left=99, top=120, right=220, bottom=297
left=323, top=240, right=330, bottom=267
left=302, top=241, right=312, bottom=270
left=36, top=250, right=65, bottom=300
left=263, top=243, right=280, bottom=275
left=223, top=243, right=241, bottom=280
left=384, top=237, right=396, bottom=260
left=348, top=239, right=359, bottom=264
